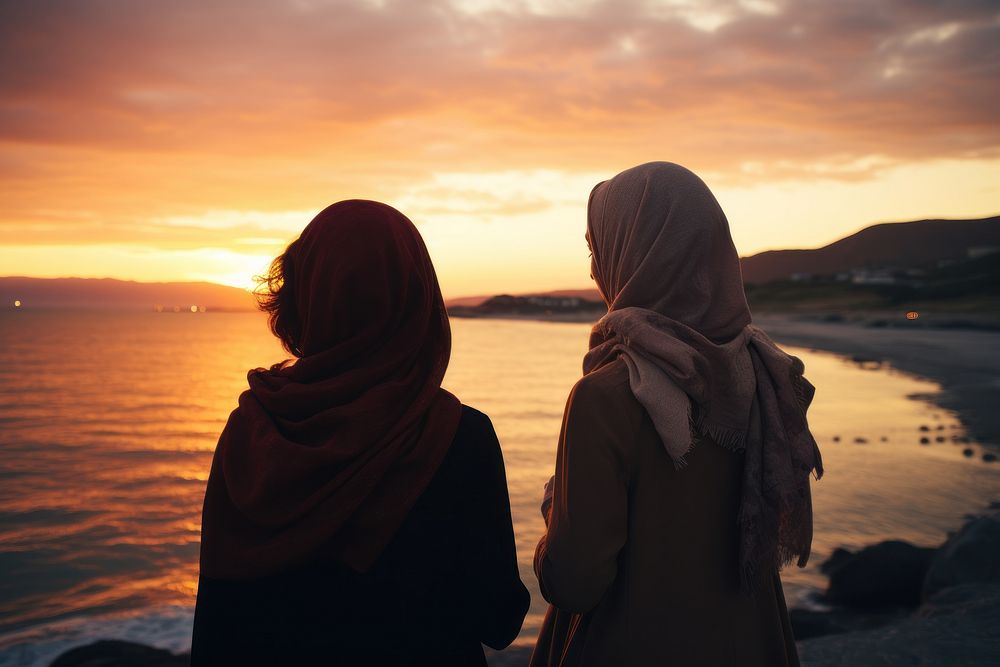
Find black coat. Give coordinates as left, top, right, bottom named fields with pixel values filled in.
left=192, top=405, right=529, bottom=666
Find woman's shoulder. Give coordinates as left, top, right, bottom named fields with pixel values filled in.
left=567, top=359, right=645, bottom=439
left=571, top=358, right=634, bottom=407
left=455, top=404, right=497, bottom=439
left=445, top=404, right=502, bottom=460
left=416, top=405, right=505, bottom=504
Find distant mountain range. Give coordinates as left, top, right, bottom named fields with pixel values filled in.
left=0, top=277, right=255, bottom=311
left=740, top=216, right=1000, bottom=285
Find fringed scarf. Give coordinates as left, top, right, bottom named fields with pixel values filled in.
left=584, top=162, right=823, bottom=589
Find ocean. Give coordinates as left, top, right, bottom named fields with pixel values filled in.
left=1, top=311, right=998, bottom=665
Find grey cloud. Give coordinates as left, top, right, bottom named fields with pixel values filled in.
left=0, top=0, right=996, bottom=174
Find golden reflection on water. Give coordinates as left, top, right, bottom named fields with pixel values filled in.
left=0, top=312, right=997, bottom=650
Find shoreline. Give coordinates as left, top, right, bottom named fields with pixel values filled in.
left=754, top=315, right=1000, bottom=665
left=457, top=311, right=1000, bottom=448
left=449, top=312, right=601, bottom=324
left=752, top=314, right=1000, bottom=449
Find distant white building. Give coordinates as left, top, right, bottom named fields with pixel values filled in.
left=851, top=269, right=897, bottom=285
left=968, top=246, right=999, bottom=259
left=526, top=296, right=584, bottom=308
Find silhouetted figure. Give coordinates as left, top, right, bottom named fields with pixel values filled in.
left=531, top=163, right=823, bottom=666
left=192, top=201, right=529, bottom=666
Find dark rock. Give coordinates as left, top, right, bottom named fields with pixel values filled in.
left=798, top=584, right=1000, bottom=666
left=964, top=448, right=975, bottom=457
left=919, top=425, right=930, bottom=432
left=935, top=436, right=946, bottom=442
left=853, top=437, right=868, bottom=444
left=851, top=354, right=882, bottom=366
left=924, top=512, right=1000, bottom=599
left=880, top=436, right=888, bottom=442
left=832, top=435, right=841, bottom=443
left=918, top=583, right=1000, bottom=618
left=50, top=640, right=189, bottom=667
left=984, top=453, right=997, bottom=463
left=820, top=547, right=855, bottom=575
left=920, top=437, right=931, bottom=444
left=789, top=606, right=908, bottom=641
left=790, top=609, right=840, bottom=640
left=825, top=540, right=936, bottom=608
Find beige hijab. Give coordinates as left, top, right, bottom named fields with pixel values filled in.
left=584, top=162, right=823, bottom=587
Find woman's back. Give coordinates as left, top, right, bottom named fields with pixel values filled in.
left=532, top=361, right=797, bottom=666
left=193, top=406, right=529, bottom=666
left=195, top=201, right=529, bottom=663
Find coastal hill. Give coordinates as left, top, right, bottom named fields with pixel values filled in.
left=447, top=288, right=601, bottom=308
left=741, top=216, right=999, bottom=285
left=448, top=293, right=606, bottom=319
left=0, top=277, right=255, bottom=311
left=447, top=216, right=1000, bottom=320
left=447, top=216, right=1000, bottom=309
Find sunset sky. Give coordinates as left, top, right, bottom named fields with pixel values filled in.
left=1, top=0, right=998, bottom=297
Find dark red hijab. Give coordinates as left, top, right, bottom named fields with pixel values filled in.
left=200, top=200, right=462, bottom=579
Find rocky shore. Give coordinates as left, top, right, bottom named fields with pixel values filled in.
left=759, top=315, right=1000, bottom=664
left=798, top=509, right=1000, bottom=666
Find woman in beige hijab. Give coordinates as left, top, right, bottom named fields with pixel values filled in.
left=530, top=162, right=823, bottom=667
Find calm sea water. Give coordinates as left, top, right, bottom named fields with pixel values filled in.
left=0, top=311, right=998, bottom=665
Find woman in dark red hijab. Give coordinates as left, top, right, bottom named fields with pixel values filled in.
left=192, top=200, right=529, bottom=666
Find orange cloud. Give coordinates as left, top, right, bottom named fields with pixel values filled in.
left=1, top=0, right=998, bottom=292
